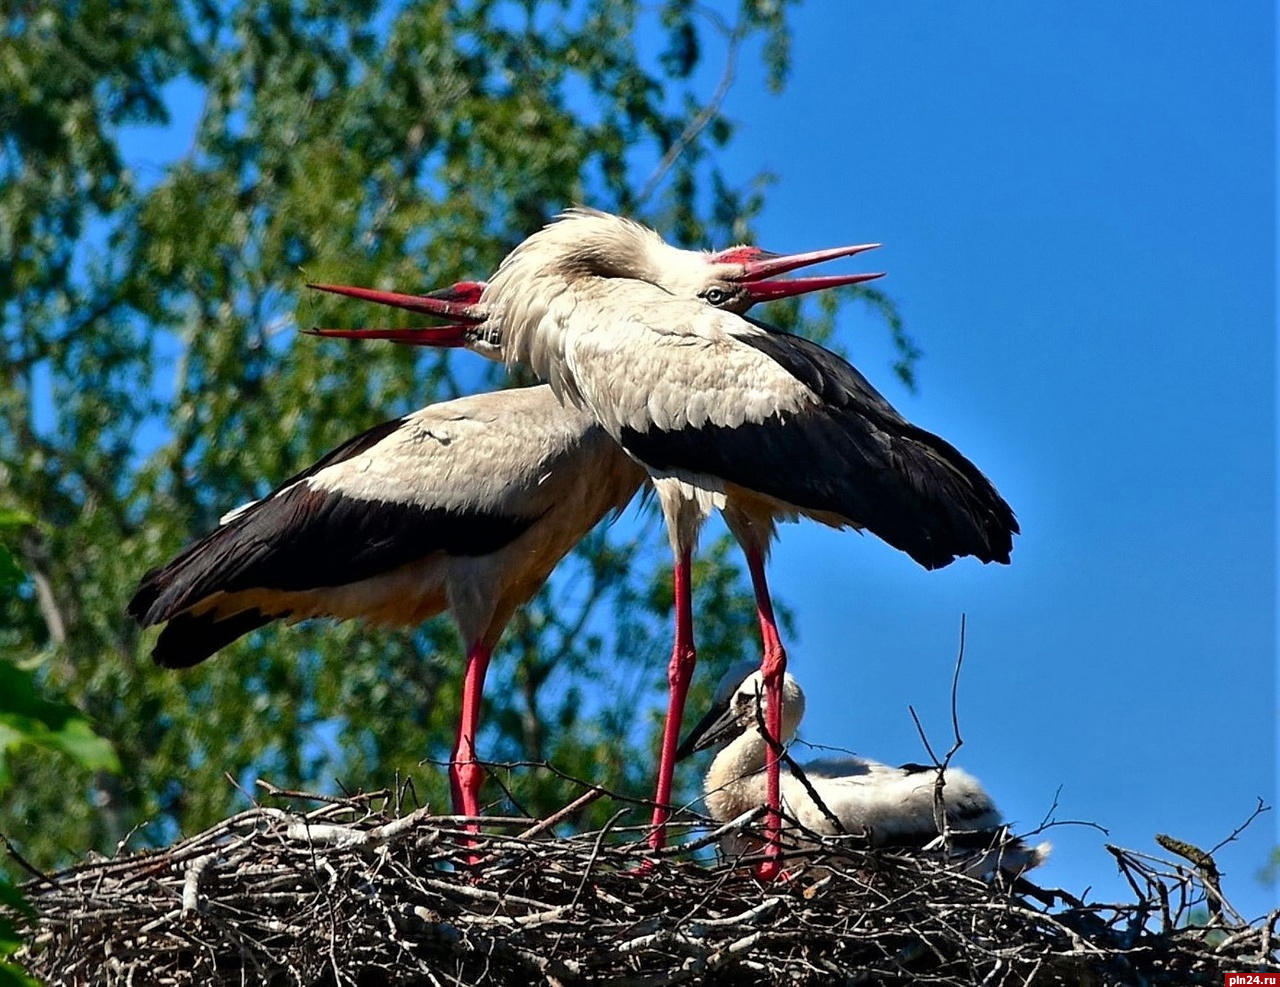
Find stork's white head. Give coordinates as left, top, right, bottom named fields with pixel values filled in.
left=304, top=208, right=881, bottom=352
left=676, top=659, right=807, bottom=760
left=490, top=207, right=883, bottom=315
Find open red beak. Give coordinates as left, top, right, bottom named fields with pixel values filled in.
left=303, top=323, right=473, bottom=347
left=736, top=242, right=881, bottom=282
left=714, top=242, right=884, bottom=304
left=741, top=270, right=884, bottom=303
left=304, top=280, right=486, bottom=347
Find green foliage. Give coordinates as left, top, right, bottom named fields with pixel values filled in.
left=0, top=512, right=117, bottom=788
left=0, top=904, right=38, bottom=987
left=0, top=513, right=27, bottom=592
left=1259, top=847, right=1280, bottom=886
left=0, top=511, right=114, bottom=984
left=0, top=788, right=37, bottom=986
left=0, top=660, right=120, bottom=789
left=0, top=0, right=909, bottom=879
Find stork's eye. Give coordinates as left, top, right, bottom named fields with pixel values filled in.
left=702, top=287, right=732, bottom=307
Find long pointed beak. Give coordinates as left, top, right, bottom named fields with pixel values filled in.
left=675, top=701, right=739, bottom=762
left=307, top=281, right=486, bottom=324
left=302, top=324, right=472, bottom=347
left=739, top=242, right=881, bottom=282
left=742, top=270, right=885, bottom=304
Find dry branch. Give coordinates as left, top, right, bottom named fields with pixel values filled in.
left=10, top=782, right=1278, bottom=986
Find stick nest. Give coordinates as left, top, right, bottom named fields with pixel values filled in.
left=12, top=784, right=1279, bottom=986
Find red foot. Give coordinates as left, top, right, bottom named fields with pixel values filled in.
left=752, top=855, right=783, bottom=880
left=753, top=858, right=788, bottom=882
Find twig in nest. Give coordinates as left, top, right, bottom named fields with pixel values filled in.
left=1, top=833, right=52, bottom=887
left=1156, top=834, right=1225, bottom=923
left=908, top=614, right=969, bottom=843
left=13, top=773, right=1280, bottom=987
left=1209, top=796, right=1271, bottom=856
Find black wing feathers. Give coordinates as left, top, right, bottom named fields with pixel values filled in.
left=128, top=415, right=413, bottom=624
left=149, top=609, right=274, bottom=669
left=621, top=330, right=1017, bottom=569
left=129, top=414, right=540, bottom=666
left=133, top=485, right=536, bottom=625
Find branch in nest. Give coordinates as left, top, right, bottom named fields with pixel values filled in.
left=10, top=778, right=1278, bottom=987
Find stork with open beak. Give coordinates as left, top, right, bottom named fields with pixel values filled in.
left=307, top=209, right=1018, bottom=875
left=129, top=286, right=649, bottom=828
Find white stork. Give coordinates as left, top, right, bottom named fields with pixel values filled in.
left=678, top=660, right=1049, bottom=879
left=305, top=209, right=1018, bottom=871
left=129, top=378, right=647, bottom=825
left=135, top=265, right=834, bottom=830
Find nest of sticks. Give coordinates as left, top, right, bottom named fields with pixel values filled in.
left=11, top=779, right=1279, bottom=987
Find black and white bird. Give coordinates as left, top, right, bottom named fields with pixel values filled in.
left=307, top=209, right=1018, bottom=867
left=129, top=380, right=647, bottom=824
left=677, top=660, right=1049, bottom=879
left=136, top=265, right=842, bottom=828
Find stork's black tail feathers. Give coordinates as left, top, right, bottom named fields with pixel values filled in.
left=736, top=329, right=1018, bottom=569
left=619, top=330, right=1018, bottom=570
left=859, top=414, right=1017, bottom=569
left=128, top=532, right=276, bottom=668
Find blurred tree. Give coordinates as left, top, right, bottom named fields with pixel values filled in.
left=0, top=0, right=907, bottom=870
left=1259, top=847, right=1279, bottom=887
left=0, top=511, right=116, bottom=985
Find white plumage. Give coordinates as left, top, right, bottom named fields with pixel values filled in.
left=679, top=660, right=1049, bottom=879
left=130, top=383, right=646, bottom=822
left=132, top=385, right=643, bottom=651
left=307, top=210, right=1017, bottom=865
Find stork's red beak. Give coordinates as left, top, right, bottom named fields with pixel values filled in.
left=734, top=242, right=882, bottom=282
left=742, top=270, right=885, bottom=303
left=712, top=242, right=885, bottom=304
left=303, top=323, right=473, bottom=346
left=304, top=280, right=486, bottom=346
left=308, top=280, right=486, bottom=320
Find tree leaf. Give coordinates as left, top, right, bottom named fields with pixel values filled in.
left=0, top=548, right=22, bottom=594
left=0, top=661, right=120, bottom=779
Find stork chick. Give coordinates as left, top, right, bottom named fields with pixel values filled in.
left=677, top=660, right=1049, bottom=880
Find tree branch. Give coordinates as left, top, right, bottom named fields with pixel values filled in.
left=636, top=12, right=745, bottom=207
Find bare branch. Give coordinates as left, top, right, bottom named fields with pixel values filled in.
left=1208, top=796, right=1271, bottom=856
left=636, top=13, right=746, bottom=207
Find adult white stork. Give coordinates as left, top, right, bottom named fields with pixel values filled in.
left=678, top=660, right=1049, bottom=879
left=135, top=268, right=832, bottom=830
left=129, top=372, right=647, bottom=826
left=306, top=209, right=1018, bottom=872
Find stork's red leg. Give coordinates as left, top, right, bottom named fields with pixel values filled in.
left=744, top=547, right=787, bottom=880
left=649, top=548, right=697, bottom=851
left=451, top=641, right=494, bottom=831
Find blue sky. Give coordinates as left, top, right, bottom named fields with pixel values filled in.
left=111, top=4, right=1274, bottom=917
left=701, top=3, right=1274, bottom=916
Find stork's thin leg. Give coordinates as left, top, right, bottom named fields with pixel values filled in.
left=744, top=547, right=787, bottom=880
left=450, top=641, right=494, bottom=832
left=649, top=547, right=697, bottom=851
